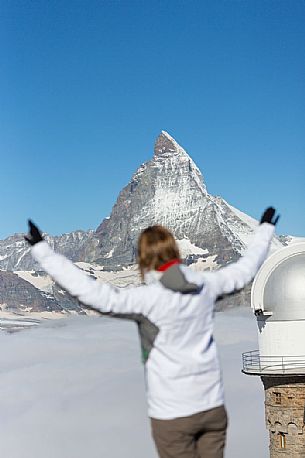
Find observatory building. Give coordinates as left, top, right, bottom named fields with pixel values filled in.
left=242, top=243, right=305, bottom=457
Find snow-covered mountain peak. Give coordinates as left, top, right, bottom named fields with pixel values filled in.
left=152, top=131, right=207, bottom=194
left=154, top=131, right=189, bottom=158
left=95, top=132, right=270, bottom=268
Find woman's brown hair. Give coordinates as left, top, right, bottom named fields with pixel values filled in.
left=137, top=225, right=180, bottom=280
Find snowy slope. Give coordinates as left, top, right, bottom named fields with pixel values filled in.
left=227, top=202, right=283, bottom=253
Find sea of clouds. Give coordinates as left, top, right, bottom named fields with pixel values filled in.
left=0, top=307, right=268, bottom=458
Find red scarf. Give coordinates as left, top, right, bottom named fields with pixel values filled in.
left=157, top=259, right=181, bottom=272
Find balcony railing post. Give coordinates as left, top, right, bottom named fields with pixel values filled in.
left=259, top=351, right=261, bottom=372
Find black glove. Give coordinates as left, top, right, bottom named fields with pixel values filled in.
left=24, top=220, right=44, bottom=246
left=260, top=207, right=280, bottom=226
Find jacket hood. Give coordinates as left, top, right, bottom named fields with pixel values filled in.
left=144, top=264, right=204, bottom=294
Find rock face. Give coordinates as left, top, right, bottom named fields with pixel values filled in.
left=0, top=269, right=90, bottom=315
left=0, top=230, right=98, bottom=271
left=0, top=270, right=63, bottom=313
left=95, top=131, right=270, bottom=269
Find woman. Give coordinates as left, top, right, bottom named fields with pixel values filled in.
left=25, top=207, right=279, bottom=458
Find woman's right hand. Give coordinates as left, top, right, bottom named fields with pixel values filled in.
left=260, top=207, right=280, bottom=226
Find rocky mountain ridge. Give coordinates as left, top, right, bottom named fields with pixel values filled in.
left=0, top=230, right=97, bottom=271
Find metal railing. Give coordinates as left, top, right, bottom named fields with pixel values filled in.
left=242, top=350, right=305, bottom=375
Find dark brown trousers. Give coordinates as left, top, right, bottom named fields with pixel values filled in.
left=150, top=405, right=228, bottom=458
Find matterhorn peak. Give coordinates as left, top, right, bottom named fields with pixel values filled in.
left=93, top=130, right=284, bottom=272
left=154, top=131, right=188, bottom=158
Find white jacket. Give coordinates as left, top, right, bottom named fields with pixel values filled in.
left=31, top=222, right=274, bottom=419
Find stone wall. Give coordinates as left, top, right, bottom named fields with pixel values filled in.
left=262, top=376, right=305, bottom=456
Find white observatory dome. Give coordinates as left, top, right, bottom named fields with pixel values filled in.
left=250, top=242, right=305, bottom=361
left=263, top=253, right=305, bottom=319
left=252, top=242, right=305, bottom=320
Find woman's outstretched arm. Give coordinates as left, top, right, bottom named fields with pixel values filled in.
left=25, top=221, right=154, bottom=316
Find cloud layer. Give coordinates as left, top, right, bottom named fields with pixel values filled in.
left=0, top=308, right=268, bottom=458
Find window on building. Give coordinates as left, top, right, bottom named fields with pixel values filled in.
left=279, top=433, right=286, bottom=449
left=288, top=423, right=298, bottom=436
left=274, top=392, right=282, bottom=404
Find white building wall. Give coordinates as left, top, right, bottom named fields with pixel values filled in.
left=258, top=320, right=305, bottom=356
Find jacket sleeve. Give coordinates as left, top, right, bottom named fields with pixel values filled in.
left=202, top=222, right=275, bottom=298
left=31, top=241, right=152, bottom=316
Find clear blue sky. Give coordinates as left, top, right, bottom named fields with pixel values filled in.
left=1, top=0, right=304, bottom=239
